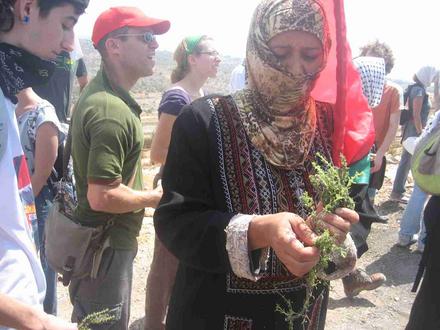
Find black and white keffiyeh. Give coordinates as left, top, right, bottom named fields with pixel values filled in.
left=0, top=43, right=54, bottom=104
left=353, top=56, right=386, bottom=108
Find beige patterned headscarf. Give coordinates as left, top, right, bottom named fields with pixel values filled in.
left=233, top=0, right=330, bottom=169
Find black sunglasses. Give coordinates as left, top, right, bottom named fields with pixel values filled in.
left=115, top=31, right=156, bottom=44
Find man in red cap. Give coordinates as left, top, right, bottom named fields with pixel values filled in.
left=68, top=7, right=169, bottom=329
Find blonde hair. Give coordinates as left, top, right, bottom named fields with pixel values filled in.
left=170, top=35, right=211, bottom=83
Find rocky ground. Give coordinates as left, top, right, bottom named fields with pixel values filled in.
left=325, top=156, right=420, bottom=330
left=57, top=142, right=422, bottom=330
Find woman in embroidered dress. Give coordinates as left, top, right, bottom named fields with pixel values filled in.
left=154, top=0, right=370, bottom=329
left=146, top=35, right=221, bottom=330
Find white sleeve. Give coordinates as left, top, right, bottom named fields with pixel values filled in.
left=229, top=66, right=246, bottom=93
left=225, top=214, right=269, bottom=281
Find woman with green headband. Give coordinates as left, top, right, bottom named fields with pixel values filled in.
left=150, top=35, right=220, bottom=165
left=146, top=34, right=220, bottom=330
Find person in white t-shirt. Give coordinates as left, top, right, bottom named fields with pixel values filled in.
left=0, top=0, right=88, bottom=329
left=229, top=60, right=246, bottom=93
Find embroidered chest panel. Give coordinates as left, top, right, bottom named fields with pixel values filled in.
left=210, top=96, right=333, bottom=294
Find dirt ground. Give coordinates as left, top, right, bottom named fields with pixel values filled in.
left=57, top=145, right=422, bottom=330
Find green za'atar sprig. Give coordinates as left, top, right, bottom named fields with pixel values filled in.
left=78, top=309, right=116, bottom=330
left=276, top=153, right=357, bottom=330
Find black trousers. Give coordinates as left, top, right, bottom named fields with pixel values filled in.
left=350, top=183, right=383, bottom=258
left=406, top=196, right=440, bottom=330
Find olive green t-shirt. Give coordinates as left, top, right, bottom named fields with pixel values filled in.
left=71, top=68, right=144, bottom=249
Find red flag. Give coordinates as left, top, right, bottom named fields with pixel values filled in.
left=311, top=0, right=374, bottom=166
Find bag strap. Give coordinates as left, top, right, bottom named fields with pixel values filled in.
left=62, top=112, right=74, bottom=180
left=412, top=250, right=427, bottom=292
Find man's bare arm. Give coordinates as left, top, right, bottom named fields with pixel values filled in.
left=87, top=180, right=162, bottom=214
left=371, top=112, right=400, bottom=173
left=412, top=95, right=424, bottom=134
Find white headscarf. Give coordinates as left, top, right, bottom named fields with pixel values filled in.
left=415, top=66, right=438, bottom=87
left=353, top=56, right=386, bottom=108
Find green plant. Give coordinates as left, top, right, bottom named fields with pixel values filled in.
left=78, top=309, right=115, bottom=330
left=276, top=153, right=356, bottom=329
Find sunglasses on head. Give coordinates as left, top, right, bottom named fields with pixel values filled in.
left=115, top=31, right=156, bottom=44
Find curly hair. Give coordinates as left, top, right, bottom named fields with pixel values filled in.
left=0, top=0, right=16, bottom=32
left=360, top=40, right=395, bottom=75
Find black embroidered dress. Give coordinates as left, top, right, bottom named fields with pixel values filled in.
left=154, top=95, right=335, bottom=330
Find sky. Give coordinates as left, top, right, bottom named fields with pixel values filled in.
left=75, top=0, right=440, bottom=81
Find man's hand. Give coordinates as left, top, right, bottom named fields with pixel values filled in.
left=148, top=184, right=163, bottom=208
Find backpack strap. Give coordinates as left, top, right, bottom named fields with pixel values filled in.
left=412, top=249, right=427, bottom=292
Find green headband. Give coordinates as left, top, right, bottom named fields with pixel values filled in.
left=183, top=35, right=204, bottom=54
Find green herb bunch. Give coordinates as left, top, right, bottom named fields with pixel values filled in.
left=302, top=153, right=355, bottom=216
left=78, top=309, right=115, bottom=330
left=276, top=153, right=356, bottom=330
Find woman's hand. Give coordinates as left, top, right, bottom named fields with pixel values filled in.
left=248, top=212, right=320, bottom=277
left=308, top=207, right=359, bottom=244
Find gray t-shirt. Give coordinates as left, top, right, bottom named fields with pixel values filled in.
left=408, top=85, right=431, bottom=125
left=16, top=100, right=65, bottom=175
left=403, top=85, right=431, bottom=139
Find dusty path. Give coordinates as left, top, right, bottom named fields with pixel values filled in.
left=325, top=154, right=421, bottom=329
left=57, top=155, right=422, bottom=330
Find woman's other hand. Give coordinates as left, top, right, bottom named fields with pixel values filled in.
left=308, top=207, right=359, bottom=244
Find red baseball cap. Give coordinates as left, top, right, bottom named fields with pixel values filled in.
left=92, top=7, right=170, bottom=47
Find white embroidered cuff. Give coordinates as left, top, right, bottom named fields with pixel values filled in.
left=225, top=214, right=269, bottom=282
left=317, top=234, right=357, bottom=281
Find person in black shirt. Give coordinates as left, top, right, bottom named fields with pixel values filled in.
left=34, top=48, right=88, bottom=124
left=34, top=47, right=88, bottom=182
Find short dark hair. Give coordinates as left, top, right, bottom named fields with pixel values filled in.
left=0, top=0, right=16, bottom=32
left=95, top=26, right=130, bottom=58
left=0, top=0, right=87, bottom=33
left=38, top=0, right=87, bottom=17
left=359, top=40, right=395, bottom=75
